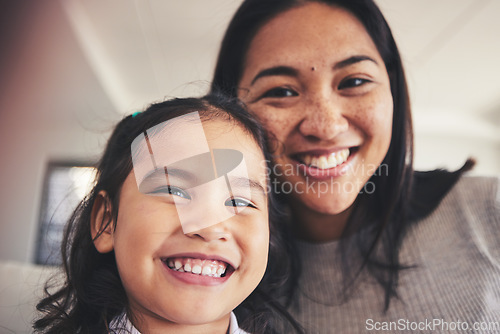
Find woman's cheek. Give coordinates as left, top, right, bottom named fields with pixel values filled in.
left=256, top=104, right=300, bottom=133
left=352, top=93, right=393, bottom=139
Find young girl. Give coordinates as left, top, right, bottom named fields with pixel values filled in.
left=34, top=94, right=302, bottom=333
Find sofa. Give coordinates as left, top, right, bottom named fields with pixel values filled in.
left=0, top=261, right=59, bottom=334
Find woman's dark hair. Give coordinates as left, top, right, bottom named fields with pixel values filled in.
left=211, top=0, right=473, bottom=310
left=34, top=94, right=304, bottom=333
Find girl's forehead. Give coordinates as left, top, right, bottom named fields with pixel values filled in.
left=131, top=111, right=265, bottom=184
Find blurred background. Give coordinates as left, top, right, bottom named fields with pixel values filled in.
left=1, top=0, right=499, bottom=265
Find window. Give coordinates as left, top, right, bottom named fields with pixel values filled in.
left=35, top=163, right=96, bottom=265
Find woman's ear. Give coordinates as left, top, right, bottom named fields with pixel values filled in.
left=91, top=190, right=115, bottom=253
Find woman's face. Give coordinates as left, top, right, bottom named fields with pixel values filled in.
left=238, top=3, right=393, bottom=216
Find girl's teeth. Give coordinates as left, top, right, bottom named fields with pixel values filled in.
left=301, top=149, right=350, bottom=170
left=202, top=266, right=212, bottom=275
left=166, top=257, right=228, bottom=278
left=192, top=265, right=202, bottom=274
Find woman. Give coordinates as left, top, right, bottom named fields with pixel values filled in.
left=211, top=0, right=500, bottom=332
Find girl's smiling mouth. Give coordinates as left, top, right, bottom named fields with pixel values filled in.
left=160, top=254, right=236, bottom=286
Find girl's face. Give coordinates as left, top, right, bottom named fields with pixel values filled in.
left=238, top=3, right=393, bottom=217
left=96, top=119, right=269, bottom=332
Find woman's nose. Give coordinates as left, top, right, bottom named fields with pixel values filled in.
left=298, top=94, right=349, bottom=141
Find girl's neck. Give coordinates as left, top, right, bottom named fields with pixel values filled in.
left=129, top=311, right=231, bottom=334
left=290, top=200, right=353, bottom=243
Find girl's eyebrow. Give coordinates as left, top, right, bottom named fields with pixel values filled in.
left=227, top=176, right=267, bottom=197
left=250, top=55, right=378, bottom=86
left=141, top=167, right=196, bottom=184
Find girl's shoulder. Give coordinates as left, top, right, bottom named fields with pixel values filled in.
left=230, top=312, right=252, bottom=334
left=108, top=312, right=250, bottom=334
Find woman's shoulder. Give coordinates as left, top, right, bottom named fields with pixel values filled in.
left=407, top=159, right=498, bottom=220
left=413, top=172, right=499, bottom=208
left=443, top=174, right=499, bottom=214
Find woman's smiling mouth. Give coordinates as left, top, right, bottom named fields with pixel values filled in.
left=297, top=148, right=351, bottom=169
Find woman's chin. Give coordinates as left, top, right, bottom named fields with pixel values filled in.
left=290, top=191, right=357, bottom=216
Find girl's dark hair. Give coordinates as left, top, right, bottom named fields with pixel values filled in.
left=34, top=94, right=304, bottom=333
left=211, top=0, right=473, bottom=310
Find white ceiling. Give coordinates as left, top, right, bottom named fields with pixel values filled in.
left=57, top=0, right=500, bottom=141
left=4, top=0, right=500, bottom=142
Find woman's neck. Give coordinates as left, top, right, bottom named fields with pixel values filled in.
left=290, top=201, right=353, bottom=243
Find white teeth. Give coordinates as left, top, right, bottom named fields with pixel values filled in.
left=192, top=265, right=202, bottom=274
left=217, top=267, right=225, bottom=276
left=166, top=258, right=228, bottom=278
left=303, top=155, right=312, bottom=166
left=202, top=266, right=212, bottom=275
left=318, top=156, right=328, bottom=169
left=327, top=154, right=338, bottom=167
left=301, top=148, right=350, bottom=170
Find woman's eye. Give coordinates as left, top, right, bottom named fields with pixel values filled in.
left=225, top=197, right=257, bottom=209
left=149, top=186, right=191, bottom=199
left=262, top=87, right=298, bottom=98
left=338, top=77, right=371, bottom=90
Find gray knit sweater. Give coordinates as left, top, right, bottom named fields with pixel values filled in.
left=290, top=176, right=500, bottom=333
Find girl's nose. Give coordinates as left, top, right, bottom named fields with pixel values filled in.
left=185, top=222, right=232, bottom=242
left=298, top=95, right=349, bottom=141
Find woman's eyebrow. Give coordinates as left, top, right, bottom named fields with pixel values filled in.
left=251, top=66, right=298, bottom=85
left=250, top=56, right=377, bottom=85
left=333, top=55, right=378, bottom=70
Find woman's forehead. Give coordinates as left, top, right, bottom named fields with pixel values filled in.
left=244, top=3, right=381, bottom=71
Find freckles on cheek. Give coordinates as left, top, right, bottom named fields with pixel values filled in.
left=258, top=113, right=294, bottom=137
left=353, top=97, right=393, bottom=134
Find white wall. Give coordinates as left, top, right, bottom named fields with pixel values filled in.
left=0, top=1, right=498, bottom=264
left=0, top=2, right=117, bottom=262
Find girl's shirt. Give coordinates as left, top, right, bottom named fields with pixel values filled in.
left=109, top=312, right=249, bottom=334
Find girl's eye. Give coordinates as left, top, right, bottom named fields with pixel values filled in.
left=225, top=197, right=257, bottom=209
left=262, top=87, right=298, bottom=98
left=149, top=185, right=191, bottom=199
left=338, top=77, right=371, bottom=90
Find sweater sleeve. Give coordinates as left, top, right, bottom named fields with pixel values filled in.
left=459, top=176, right=500, bottom=270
